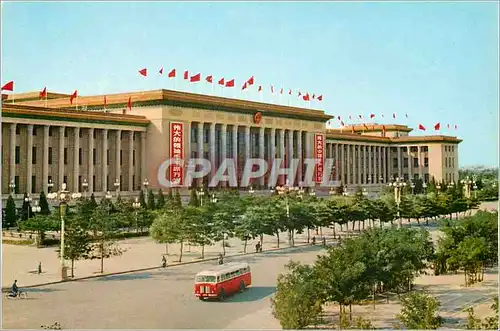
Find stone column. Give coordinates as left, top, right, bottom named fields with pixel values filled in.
left=398, top=147, right=402, bottom=179
left=270, top=129, right=276, bottom=187
left=369, top=146, right=373, bottom=185
left=221, top=124, right=227, bottom=187
left=43, top=125, right=50, bottom=193
left=197, top=122, right=204, bottom=160
left=232, top=125, right=238, bottom=175
left=88, top=129, right=95, bottom=193
left=363, top=145, right=367, bottom=184
left=287, top=130, right=294, bottom=185
left=27, top=125, right=34, bottom=193
left=279, top=129, right=286, bottom=185
left=378, top=146, right=382, bottom=183
left=297, top=131, right=302, bottom=184
left=244, top=127, right=251, bottom=186
left=140, top=131, right=147, bottom=187
left=74, top=127, right=80, bottom=192
left=10, top=123, right=16, bottom=186
left=259, top=127, right=265, bottom=186
left=407, top=147, right=413, bottom=181
left=59, top=127, right=65, bottom=186
left=116, top=130, right=122, bottom=186
left=102, top=129, right=108, bottom=192
left=128, top=131, right=134, bottom=192
left=346, top=144, right=351, bottom=185
left=357, top=145, right=362, bottom=185
left=418, top=146, right=423, bottom=179
left=381, top=146, right=385, bottom=183
left=335, top=143, right=339, bottom=182
left=209, top=123, right=216, bottom=181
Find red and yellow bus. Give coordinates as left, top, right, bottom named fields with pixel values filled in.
left=194, top=262, right=251, bottom=300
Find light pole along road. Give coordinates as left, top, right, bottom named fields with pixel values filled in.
left=2, top=245, right=325, bottom=329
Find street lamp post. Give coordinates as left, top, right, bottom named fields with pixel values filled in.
left=82, top=179, right=89, bottom=199
left=248, top=186, right=255, bottom=195
left=197, top=187, right=205, bottom=206
left=9, top=180, right=16, bottom=195
left=32, top=200, right=41, bottom=214
left=423, top=182, right=427, bottom=194
left=25, top=194, right=33, bottom=218
left=114, top=179, right=120, bottom=196
left=47, top=183, right=82, bottom=280
left=388, top=177, right=406, bottom=228
left=48, top=179, right=54, bottom=193
left=342, top=185, right=348, bottom=196
left=410, top=182, right=415, bottom=195
left=460, top=176, right=473, bottom=199
left=436, top=184, right=441, bottom=194
left=132, top=197, right=141, bottom=233
left=143, top=178, right=149, bottom=202
left=277, top=180, right=295, bottom=247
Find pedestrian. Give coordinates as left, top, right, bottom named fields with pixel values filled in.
left=312, top=236, right=316, bottom=245
left=161, top=255, right=167, bottom=268
left=38, top=262, right=42, bottom=275
left=322, top=236, right=326, bottom=246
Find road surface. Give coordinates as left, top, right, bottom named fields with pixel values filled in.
left=2, top=245, right=325, bottom=329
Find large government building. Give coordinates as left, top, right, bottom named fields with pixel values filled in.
left=1, top=89, right=461, bottom=200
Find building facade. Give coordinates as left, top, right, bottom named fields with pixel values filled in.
left=1, top=89, right=461, bottom=200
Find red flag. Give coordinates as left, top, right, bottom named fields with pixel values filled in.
left=454, top=124, right=458, bottom=130
left=349, top=115, right=352, bottom=120
left=247, top=76, right=254, bottom=85
left=312, top=94, right=316, bottom=99
left=258, top=85, right=262, bottom=92
left=271, top=86, right=275, bottom=94
left=393, top=113, right=396, bottom=119
left=418, top=124, right=426, bottom=131
left=168, top=69, right=176, bottom=78
left=184, top=71, right=189, bottom=80
left=381, top=114, right=385, bottom=118
left=70, top=90, right=77, bottom=104
left=303, top=93, right=310, bottom=101
left=434, top=123, right=440, bottom=130
left=128, top=96, right=132, bottom=111
left=39, top=87, right=47, bottom=99
left=337, top=116, right=341, bottom=120
left=358, top=114, right=363, bottom=119
left=280, top=88, right=283, bottom=94
left=1, top=81, right=14, bottom=91
left=447, top=124, right=450, bottom=129
left=159, top=67, right=163, bottom=75
left=370, top=114, right=375, bottom=119
left=317, top=95, right=323, bottom=101
left=298, top=91, right=302, bottom=97
left=218, top=78, right=225, bottom=85
left=405, top=113, right=408, bottom=118
left=104, top=96, right=107, bottom=108
left=139, top=68, right=147, bottom=77
left=190, top=73, right=201, bottom=82
left=225, top=79, right=235, bottom=87
left=242, top=82, right=248, bottom=90
left=206, top=75, right=213, bottom=83
left=288, top=89, right=292, bottom=95
left=341, top=121, right=345, bottom=126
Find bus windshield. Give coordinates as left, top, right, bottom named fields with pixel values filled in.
left=195, top=275, right=216, bottom=283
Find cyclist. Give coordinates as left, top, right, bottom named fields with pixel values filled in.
left=9, top=279, right=19, bottom=297
left=218, top=253, right=224, bottom=265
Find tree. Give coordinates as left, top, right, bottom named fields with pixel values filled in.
left=139, top=190, right=147, bottom=208
left=271, top=261, right=324, bottom=329
left=147, top=189, right=156, bottom=210
left=60, top=222, right=91, bottom=278
left=396, top=292, right=442, bottom=329
left=20, top=213, right=59, bottom=247
left=3, top=195, right=18, bottom=228
left=19, top=192, right=33, bottom=221
left=188, top=189, right=199, bottom=206
left=174, top=189, right=182, bottom=207
left=150, top=210, right=181, bottom=256
left=156, top=189, right=165, bottom=209
left=38, top=191, right=51, bottom=215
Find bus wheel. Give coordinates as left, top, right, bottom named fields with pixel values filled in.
left=239, top=281, right=246, bottom=292
left=198, top=297, right=205, bottom=301
left=219, top=289, right=226, bottom=301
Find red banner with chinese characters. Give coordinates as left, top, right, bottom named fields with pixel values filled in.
left=170, top=122, right=184, bottom=186
left=315, top=134, right=324, bottom=183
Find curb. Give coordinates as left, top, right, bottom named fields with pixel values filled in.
left=2, top=240, right=330, bottom=292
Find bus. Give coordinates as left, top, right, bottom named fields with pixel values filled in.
left=194, top=262, right=251, bottom=300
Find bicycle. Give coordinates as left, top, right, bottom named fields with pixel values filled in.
left=5, top=290, right=28, bottom=299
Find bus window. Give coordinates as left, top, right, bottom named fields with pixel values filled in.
left=196, top=275, right=216, bottom=283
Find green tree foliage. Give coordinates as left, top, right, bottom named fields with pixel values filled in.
left=3, top=195, right=18, bottom=228
left=396, top=292, right=442, bottom=329
left=174, top=189, right=182, bottom=207
left=19, top=193, right=33, bottom=221
left=188, top=189, right=199, bottom=206
left=38, top=191, right=51, bottom=215
left=156, top=189, right=165, bottom=209
left=271, top=261, right=324, bottom=329
left=147, top=189, right=156, bottom=210
left=60, top=222, right=91, bottom=278
left=19, top=213, right=59, bottom=247
left=139, top=190, right=147, bottom=208
left=150, top=206, right=191, bottom=262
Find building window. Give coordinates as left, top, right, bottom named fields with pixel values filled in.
left=413, top=158, right=419, bottom=168
left=79, top=148, right=83, bottom=165
left=49, top=127, right=53, bottom=136
left=393, top=158, right=398, bottom=168
left=15, top=146, right=20, bottom=164
left=424, top=157, right=429, bottom=167
left=31, top=176, right=36, bottom=193
left=133, top=150, right=136, bottom=166
left=78, top=176, right=82, bottom=192
left=93, top=148, right=96, bottom=165
left=410, top=146, right=418, bottom=152
left=403, top=174, right=409, bottom=181
left=107, top=149, right=110, bottom=165
left=64, top=128, right=68, bottom=137
left=93, top=130, right=97, bottom=139
left=107, top=175, right=110, bottom=191
left=64, top=148, right=68, bottom=165
left=33, top=126, right=37, bottom=136
left=191, top=127, right=197, bottom=143
left=133, top=175, right=135, bottom=190
left=79, top=130, right=83, bottom=138
left=451, top=158, right=454, bottom=168
left=204, top=129, right=209, bottom=143
left=14, top=176, right=20, bottom=194
left=32, top=147, right=37, bottom=164
left=63, top=175, right=67, bottom=184
left=16, top=125, right=20, bottom=135
left=421, top=146, right=428, bottom=152
left=424, top=174, right=429, bottom=183
left=93, top=176, right=96, bottom=190
left=403, top=158, right=408, bottom=168
left=120, top=150, right=123, bottom=165
left=48, top=147, right=53, bottom=164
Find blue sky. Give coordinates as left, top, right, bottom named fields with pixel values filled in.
left=2, top=1, right=498, bottom=167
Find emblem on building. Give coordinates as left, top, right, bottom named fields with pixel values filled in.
left=253, top=112, right=262, bottom=124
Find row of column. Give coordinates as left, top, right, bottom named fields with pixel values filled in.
left=195, top=123, right=315, bottom=186
left=6, top=123, right=146, bottom=194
